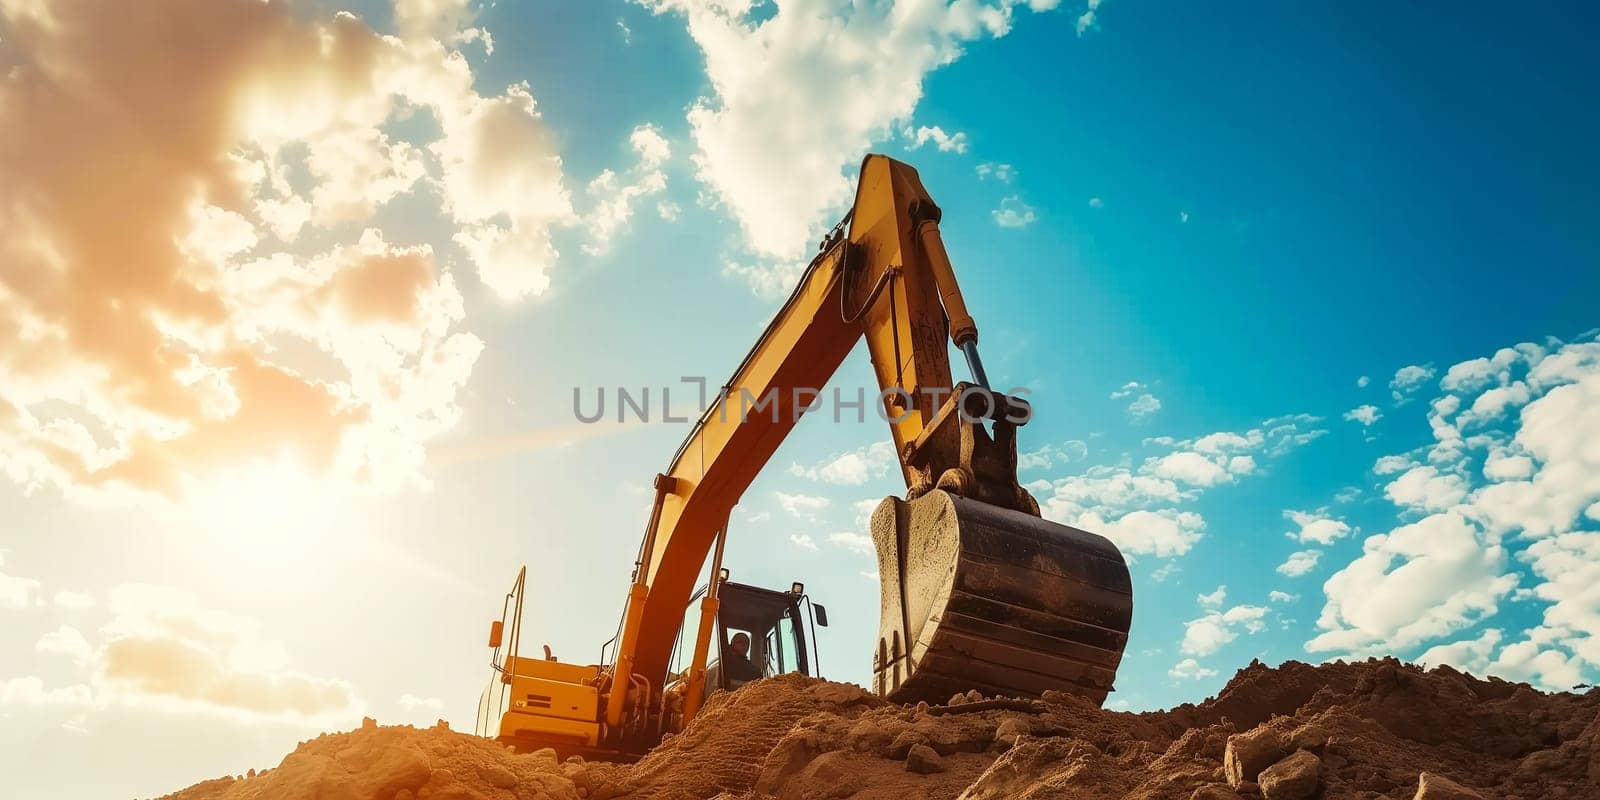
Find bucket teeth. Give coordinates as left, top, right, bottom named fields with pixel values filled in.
left=870, top=490, right=1133, bottom=704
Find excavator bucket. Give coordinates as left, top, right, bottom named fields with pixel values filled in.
left=870, top=489, right=1133, bottom=705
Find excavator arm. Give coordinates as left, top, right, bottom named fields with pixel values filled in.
left=604, top=155, right=1133, bottom=744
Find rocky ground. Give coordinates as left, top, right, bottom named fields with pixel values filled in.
left=158, top=658, right=1600, bottom=800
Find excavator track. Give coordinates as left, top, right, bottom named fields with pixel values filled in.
left=870, top=489, right=1133, bottom=705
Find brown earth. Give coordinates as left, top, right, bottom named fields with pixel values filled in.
left=157, top=658, right=1600, bottom=800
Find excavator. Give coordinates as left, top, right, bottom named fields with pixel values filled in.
left=475, top=155, right=1134, bottom=759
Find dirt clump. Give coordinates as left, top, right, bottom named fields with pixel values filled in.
left=160, top=658, right=1600, bottom=800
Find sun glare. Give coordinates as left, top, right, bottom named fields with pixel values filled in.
left=174, top=459, right=369, bottom=586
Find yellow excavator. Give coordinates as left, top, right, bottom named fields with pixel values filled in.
left=475, top=155, right=1134, bottom=759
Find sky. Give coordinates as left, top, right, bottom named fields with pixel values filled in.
left=1, top=0, right=1598, bottom=797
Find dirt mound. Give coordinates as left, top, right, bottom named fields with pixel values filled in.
left=157, top=719, right=582, bottom=800
left=160, top=658, right=1600, bottom=800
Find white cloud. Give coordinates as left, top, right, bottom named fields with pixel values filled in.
left=1040, top=468, right=1187, bottom=528
left=976, top=162, right=1016, bottom=182
left=1088, top=508, right=1206, bottom=558
left=1374, top=454, right=1417, bottom=475
left=1458, top=382, right=1532, bottom=428
left=1206, top=415, right=1329, bottom=458
left=582, top=124, right=673, bottom=256
left=637, top=0, right=1061, bottom=259
left=827, top=532, right=874, bottom=555
left=1284, top=509, right=1351, bottom=545
left=1466, top=367, right=1600, bottom=540
left=88, top=583, right=365, bottom=725
left=1197, top=585, right=1227, bottom=608
left=1126, top=393, right=1162, bottom=419
left=37, top=625, right=92, bottom=665
left=3, top=583, right=365, bottom=724
left=0, top=676, right=92, bottom=709
left=790, top=441, right=897, bottom=485
left=903, top=124, right=969, bottom=154
left=53, top=590, right=96, bottom=610
left=775, top=491, right=830, bottom=521
left=1178, top=210, right=1189, bottom=224
left=1357, top=375, right=1371, bottom=388
left=1276, top=549, right=1322, bottom=577
left=1416, top=628, right=1502, bottom=675
left=1268, top=590, right=1298, bottom=604
left=1483, top=448, right=1534, bottom=482
left=1076, top=0, right=1106, bottom=36
left=721, top=258, right=805, bottom=299
left=1343, top=404, right=1382, bottom=427
left=1150, top=451, right=1229, bottom=486
left=1018, top=440, right=1088, bottom=471
left=1527, top=340, right=1599, bottom=387
left=0, top=0, right=650, bottom=501
left=1307, top=512, right=1515, bottom=657
left=1439, top=346, right=1540, bottom=395
left=1385, top=465, right=1469, bottom=513
left=1038, top=415, right=1325, bottom=561
left=1168, top=658, right=1215, bottom=680
left=393, top=0, right=478, bottom=42
left=1491, top=632, right=1584, bottom=691
left=1305, top=335, right=1600, bottom=684
left=399, top=693, right=444, bottom=713
left=393, top=692, right=448, bottom=726
left=993, top=195, right=1038, bottom=228
left=789, top=533, right=819, bottom=551
left=1181, top=605, right=1268, bottom=656
left=430, top=82, right=575, bottom=301
left=395, top=693, right=445, bottom=725
left=1109, top=381, right=1144, bottom=399
left=1390, top=364, right=1437, bottom=402
left=0, top=554, right=41, bottom=609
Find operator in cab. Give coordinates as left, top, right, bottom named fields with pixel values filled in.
left=723, top=632, right=763, bottom=687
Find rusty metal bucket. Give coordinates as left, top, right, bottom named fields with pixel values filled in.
left=870, top=489, right=1133, bottom=705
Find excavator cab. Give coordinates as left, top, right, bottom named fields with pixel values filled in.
left=699, top=577, right=826, bottom=693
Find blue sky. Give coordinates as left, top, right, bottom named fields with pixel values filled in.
left=1, top=1, right=1597, bottom=796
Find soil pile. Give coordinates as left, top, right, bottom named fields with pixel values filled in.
left=158, top=718, right=584, bottom=800
left=159, top=658, right=1600, bottom=800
